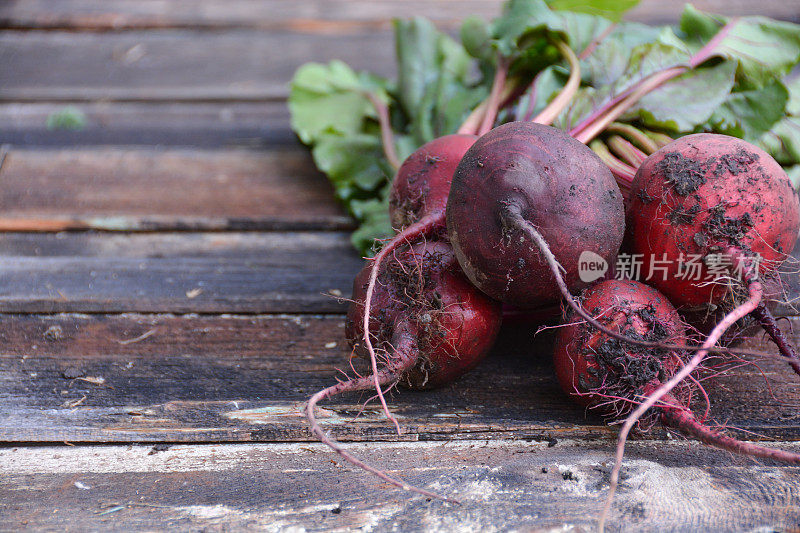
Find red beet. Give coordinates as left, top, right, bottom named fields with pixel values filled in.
left=627, top=133, right=800, bottom=374
left=389, top=134, right=478, bottom=230
left=554, top=280, right=687, bottom=417
left=346, top=241, right=502, bottom=389
left=628, top=133, right=799, bottom=308
left=446, top=121, right=625, bottom=307
left=307, top=240, right=501, bottom=500
left=554, top=280, right=800, bottom=529
left=359, top=134, right=477, bottom=429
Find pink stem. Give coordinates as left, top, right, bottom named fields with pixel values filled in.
left=689, top=17, right=739, bottom=68
left=570, top=19, right=738, bottom=144
left=521, top=71, right=543, bottom=122
left=605, top=123, right=660, bottom=155
left=532, top=41, right=581, bottom=126
left=574, top=67, right=686, bottom=145
left=607, top=135, right=648, bottom=168
left=478, top=60, right=508, bottom=136
left=589, top=140, right=635, bottom=198
left=364, top=92, right=400, bottom=170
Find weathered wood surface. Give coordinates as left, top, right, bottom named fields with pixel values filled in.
left=1, top=0, right=796, bottom=30
left=0, top=148, right=352, bottom=231
left=0, top=101, right=294, bottom=147
left=0, top=232, right=362, bottom=313
left=2, top=2, right=797, bottom=105
left=3, top=441, right=800, bottom=532
left=2, top=1, right=800, bottom=530
left=1, top=313, right=799, bottom=444
left=0, top=30, right=396, bottom=102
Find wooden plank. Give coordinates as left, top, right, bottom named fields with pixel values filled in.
left=626, top=0, right=800, bottom=24
left=0, top=0, right=796, bottom=30
left=0, top=101, right=295, bottom=147
left=0, top=232, right=363, bottom=313
left=0, top=30, right=396, bottom=102
left=1, top=313, right=800, bottom=444
left=0, top=1, right=505, bottom=30
left=1, top=4, right=796, bottom=105
left=2, top=440, right=800, bottom=531
left=0, top=315, right=610, bottom=443
left=0, top=147, right=353, bottom=231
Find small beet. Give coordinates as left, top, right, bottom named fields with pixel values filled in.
left=308, top=240, right=501, bottom=500
left=553, top=279, right=687, bottom=418
left=389, top=134, right=477, bottom=230
left=346, top=241, right=502, bottom=389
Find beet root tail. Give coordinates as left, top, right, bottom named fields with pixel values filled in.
left=597, top=255, right=764, bottom=533
left=752, top=303, right=800, bottom=378
left=662, top=406, right=800, bottom=464
left=305, top=334, right=457, bottom=503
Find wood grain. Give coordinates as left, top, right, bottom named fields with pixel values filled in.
left=0, top=1, right=505, bottom=30
left=2, top=441, right=800, bottom=532
left=2, top=3, right=795, bottom=105
left=1, top=313, right=800, bottom=444
left=0, top=30, right=396, bottom=102
left=1, top=0, right=796, bottom=30
left=0, top=148, right=352, bottom=231
left=0, top=232, right=363, bottom=313
left=0, top=101, right=294, bottom=147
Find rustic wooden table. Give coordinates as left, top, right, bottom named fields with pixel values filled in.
left=1, top=1, right=800, bottom=531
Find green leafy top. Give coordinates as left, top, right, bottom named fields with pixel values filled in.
left=289, top=0, right=800, bottom=255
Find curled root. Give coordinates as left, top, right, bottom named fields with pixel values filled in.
left=305, top=331, right=457, bottom=503
left=752, top=303, right=800, bottom=377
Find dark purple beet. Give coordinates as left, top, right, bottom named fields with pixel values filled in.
left=446, top=121, right=625, bottom=307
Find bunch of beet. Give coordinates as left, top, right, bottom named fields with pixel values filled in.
left=306, top=120, right=800, bottom=511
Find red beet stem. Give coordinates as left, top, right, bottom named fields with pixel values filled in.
left=478, top=58, right=508, bottom=136
left=532, top=41, right=581, bottom=126
left=364, top=91, right=400, bottom=170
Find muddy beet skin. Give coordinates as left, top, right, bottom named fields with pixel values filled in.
left=553, top=279, right=686, bottom=416
left=346, top=241, right=502, bottom=389
left=389, top=134, right=477, bottom=230
left=446, top=121, right=625, bottom=307
left=627, top=133, right=800, bottom=308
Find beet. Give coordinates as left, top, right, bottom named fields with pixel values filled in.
left=446, top=121, right=625, bottom=307
left=346, top=241, right=502, bottom=389
left=628, top=133, right=799, bottom=308
left=389, top=134, right=478, bottom=230
left=554, top=280, right=800, bottom=530
left=307, top=240, right=501, bottom=500
left=554, top=280, right=687, bottom=417
left=627, top=133, right=800, bottom=374
left=357, top=134, right=478, bottom=429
